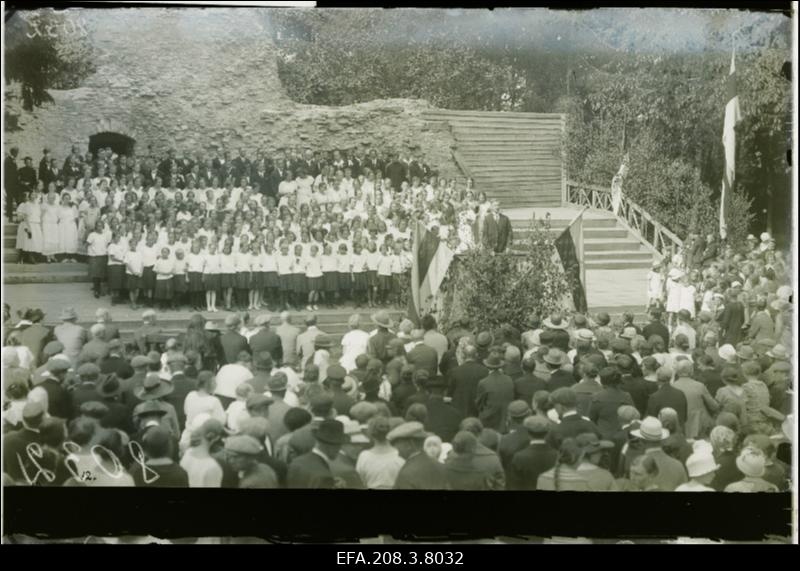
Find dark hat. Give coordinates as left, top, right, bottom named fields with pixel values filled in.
left=736, top=345, right=756, bottom=361
left=611, top=339, right=631, bottom=353
left=543, top=314, right=568, bottom=330
left=371, top=310, right=393, bottom=329
left=131, top=355, right=151, bottom=368
left=475, top=331, right=494, bottom=348
left=575, top=432, right=615, bottom=454
left=483, top=352, right=504, bottom=369
left=387, top=421, right=429, bottom=442
left=134, top=373, right=174, bottom=401
left=508, top=400, right=532, bottom=419
left=523, top=415, right=551, bottom=436
left=326, top=364, right=347, bottom=381
left=422, top=375, right=448, bottom=390
left=97, top=374, right=123, bottom=398
left=246, top=393, right=274, bottom=411
left=224, top=435, right=264, bottom=456
left=133, top=400, right=169, bottom=418
left=677, top=309, right=692, bottom=322
left=79, top=401, right=110, bottom=419
left=46, top=358, right=71, bottom=373
left=314, top=334, right=333, bottom=349
left=43, top=341, right=65, bottom=357
left=267, top=373, right=288, bottom=392
left=313, top=419, right=348, bottom=445
left=77, top=363, right=101, bottom=379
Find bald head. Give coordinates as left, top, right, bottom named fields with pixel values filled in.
left=675, top=360, right=694, bottom=378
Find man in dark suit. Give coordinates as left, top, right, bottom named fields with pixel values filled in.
left=267, top=157, right=285, bottom=200
left=361, top=149, right=384, bottom=179
left=573, top=361, right=603, bottom=417
left=589, top=367, right=635, bottom=439
left=507, top=416, right=558, bottom=490
left=324, top=365, right=356, bottom=418
left=390, top=422, right=449, bottom=490
left=69, top=363, right=104, bottom=416
left=18, top=309, right=52, bottom=368
left=646, top=366, right=688, bottom=427
left=100, top=339, right=134, bottom=380
left=616, top=354, right=654, bottom=417
left=406, top=329, right=439, bottom=379
left=219, top=315, right=251, bottom=365
left=542, top=348, right=573, bottom=391
left=414, top=376, right=463, bottom=443
left=231, top=148, right=251, bottom=181
left=447, top=345, right=488, bottom=418
left=4, top=147, right=20, bottom=213
left=248, top=315, right=283, bottom=365
left=17, top=156, right=37, bottom=192
left=642, top=307, right=671, bottom=348
left=157, top=148, right=178, bottom=182
left=287, top=419, right=345, bottom=489
left=38, top=149, right=51, bottom=184
left=546, top=387, right=602, bottom=449
left=514, top=355, right=548, bottom=403
left=492, top=202, right=513, bottom=253
left=384, top=152, right=407, bottom=193
left=498, top=401, right=533, bottom=470
left=163, top=354, right=196, bottom=429
left=37, top=359, right=72, bottom=420
left=475, top=351, right=515, bottom=432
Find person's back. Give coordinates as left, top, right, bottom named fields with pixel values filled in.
left=645, top=448, right=688, bottom=491
left=395, top=451, right=448, bottom=490
left=537, top=464, right=590, bottom=491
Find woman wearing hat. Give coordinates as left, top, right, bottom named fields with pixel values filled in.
left=536, top=438, right=591, bottom=491
left=724, top=447, right=779, bottom=493
left=574, top=433, right=617, bottom=491
left=132, top=373, right=179, bottom=437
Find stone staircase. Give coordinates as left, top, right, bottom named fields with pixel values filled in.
left=421, top=109, right=563, bottom=209
left=508, top=209, right=654, bottom=271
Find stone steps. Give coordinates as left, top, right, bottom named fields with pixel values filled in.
left=4, top=262, right=92, bottom=284
left=583, top=238, right=644, bottom=252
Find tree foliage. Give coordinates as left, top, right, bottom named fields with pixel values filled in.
left=437, top=220, right=573, bottom=333
left=4, top=9, right=96, bottom=111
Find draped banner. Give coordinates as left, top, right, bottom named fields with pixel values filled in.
left=552, top=207, right=588, bottom=313
left=410, top=220, right=455, bottom=324
left=719, top=47, right=741, bottom=240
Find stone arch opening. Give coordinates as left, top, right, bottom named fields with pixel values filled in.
left=89, top=132, right=136, bottom=157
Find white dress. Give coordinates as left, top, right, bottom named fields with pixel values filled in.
left=665, top=277, right=682, bottom=314
left=41, top=203, right=60, bottom=256
left=15, top=202, right=30, bottom=252
left=26, top=201, right=43, bottom=254
left=679, top=284, right=697, bottom=317
left=58, top=205, right=79, bottom=255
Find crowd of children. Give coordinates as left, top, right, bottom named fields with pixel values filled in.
left=11, top=146, right=496, bottom=313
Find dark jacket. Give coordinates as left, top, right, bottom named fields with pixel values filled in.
left=219, top=331, right=251, bottom=365
left=514, top=373, right=548, bottom=404
left=18, top=322, right=52, bottom=367
left=710, top=450, right=742, bottom=491
left=287, top=451, right=336, bottom=489
left=69, top=381, right=102, bottom=416
left=164, top=372, right=197, bottom=429
left=498, top=426, right=531, bottom=470
left=249, top=329, right=284, bottom=364
left=367, top=329, right=397, bottom=365
left=38, top=377, right=72, bottom=419
left=394, top=451, right=449, bottom=490
left=573, top=379, right=603, bottom=418
left=100, top=355, right=135, bottom=380
left=475, top=370, right=515, bottom=432
left=507, top=441, right=558, bottom=490
left=620, top=374, right=653, bottom=417
left=642, top=321, right=671, bottom=346
left=447, top=360, right=488, bottom=418
left=423, top=395, right=464, bottom=443
left=406, top=343, right=439, bottom=379
left=589, top=387, right=635, bottom=438
left=546, top=369, right=575, bottom=392
left=444, top=454, right=490, bottom=490
left=495, top=213, right=512, bottom=253
left=546, top=412, right=602, bottom=449
left=646, top=384, right=688, bottom=427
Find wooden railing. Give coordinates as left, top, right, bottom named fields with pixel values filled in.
left=566, top=180, right=683, bottom=261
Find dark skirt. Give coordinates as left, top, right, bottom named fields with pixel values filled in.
left=307, top=276, right=323, bottom=292
left=378, top=274, right=392, bottom=292
left=236, top=271, right=251, bottom=290
left=323, top=272, right=339, bottom=293
left=88, top=255, right=108, bottom=280
left=155, top=278, right=173, bottom=300
left=338, top=272, right=352, bottom=290
left=126, top=273, right=141, bottom=290
left=248, top=271, right=263, bottom=290
left=188, top=271, right=204, bottom=292
left=173, top=274, right=187, bottom=294
left=352, top=272, right=368, bottom=292
left=367, top=270, right=379, bottom=288
left=263, top=271, right=279, bottom=289
left=203, top=273, right=220, bottom=291
left=220, top=273, right=235, bottom=289
left=108, top=264, right=125, bottom=290
left=142, top=266, right=156, bottom=291
left=292, top=273, right=307, bottom=294
left=278, top=274, right=292, bottom=292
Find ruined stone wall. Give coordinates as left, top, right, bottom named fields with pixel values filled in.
left=5, top=8, right=460, bottom=178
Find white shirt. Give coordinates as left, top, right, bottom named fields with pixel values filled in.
left=340, top=329, right=370, bottom=372
left=183, top=391, right=226, bottom=428
left=214, top=363, right=254, bottom=399
left=179, top=447, right=223, bottom=488
left=675, top=480, right=715, bottom=492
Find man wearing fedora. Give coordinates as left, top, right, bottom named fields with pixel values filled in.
left=542, top=314, right=570, bottom=353
left=475, top=348, right=515, bottom=433
left=53, top=307, right=88, bottom=367
left=367, top=310, right=397, bottom=365
left=498, top=400, right=533, bottom=470
left=415, top=374, right=463, bottom=443
left=406, top=328, right=439, bottom=379
left=630, top=416, right=688, bottom=491
left=287, top=419, right=347, bottom=488
left=294, top=315, right=323, bottom=370
left=163, top=352, right=195, bottom=429
left=133, top=373, right=180, bottom=436
left=543, top=348, right=573, bottom=391
left=546, top=387, right=601, bottom=450
left=95, top=373, right=131, bottom=433
left=390, top=421, right=449, bottom=490
left=249, top=314, right=283, bottom=365
left=265, top=372, right=292, bottom=445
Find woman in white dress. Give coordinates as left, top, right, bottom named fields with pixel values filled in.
left=40, top=192, right=61, bottom=263
left=25, top=192, right=44, bottom=263
left=14, top=192, right=32, bottom=264
left=57, top=194, right=80, bottom=261
left=665, top=267, right=684, bottom=330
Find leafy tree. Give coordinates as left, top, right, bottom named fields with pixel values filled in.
left=4, top=9, right=95, bottom=111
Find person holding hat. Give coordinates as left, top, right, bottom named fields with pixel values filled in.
left=132, top=426, right=189, bottom=488
left=287, top=419, right=347, bottom=489
left=53, top=307, right=87, bottom=367
left=498, top=400, right=533, bottom=470
left=224, top=434, right=279, bottom=489
left=475, top=348, right=515, bottom=433
left=724, top=446, right=778, bottom=493
left=248, top=314, right=283, bottom=365
left=367, top=310, right=397, bottom=365
left=630, top=416, right=687, bottom=491
left=507, top=416, right=557, bottom=490
left=133, top=373, right=180, bottom=436
left=389, top=421, right=449, bottom=490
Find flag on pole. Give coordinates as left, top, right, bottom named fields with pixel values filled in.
left=720, top=47, right=742, bottom=240
left=552, top=207, right=588, bottom=313
left=409, top=220, right=455, bottom=324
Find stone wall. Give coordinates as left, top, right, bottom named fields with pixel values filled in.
left=5, top=8, right=460, bottom=179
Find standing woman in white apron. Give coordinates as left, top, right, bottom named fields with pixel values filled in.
left=58, top=194, right=80, bottom=262
left=14, top=191, right=32, bottom=264
left=25, top=191, right=44, bottom=263
left=41, top=191, right=60, bottom=263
